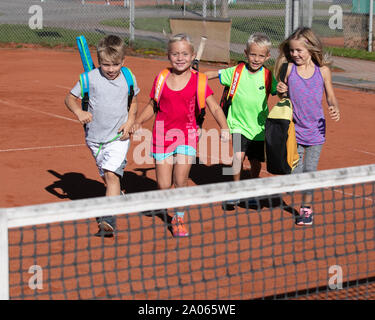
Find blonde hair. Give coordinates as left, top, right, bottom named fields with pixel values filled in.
left=97, top=35, right=126, bottom=63
left=167, top=33, right=194, bottom=54
left=274, top=27, right=331, bottom=80
left=247, top=32, right=272, bottom=53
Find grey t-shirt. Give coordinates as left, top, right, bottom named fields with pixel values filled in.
left=71, top=68, right=140, bottom=143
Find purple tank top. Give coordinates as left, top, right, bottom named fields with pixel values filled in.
left=288, top=63, right=325, bottom=145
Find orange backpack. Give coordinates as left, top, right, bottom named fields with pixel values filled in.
left=153, top=68, right=208, bottom=127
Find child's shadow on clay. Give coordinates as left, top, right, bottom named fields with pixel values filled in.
left=45, top=169, right=106, bottom=200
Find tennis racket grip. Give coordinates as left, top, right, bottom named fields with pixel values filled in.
left=192, top=36, right=207, bottom=71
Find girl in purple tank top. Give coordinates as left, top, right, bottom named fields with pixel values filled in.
left=275, top=27, right=340, bottom=226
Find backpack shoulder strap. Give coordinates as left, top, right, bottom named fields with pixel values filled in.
left=219, top=62, right=246, bottom=117
left=227, top=62, right=246, bottom=101
left=154, top=68, right=170, bottom=104
left=152, top=68, right=171, bottom=113
left=279, top=62, right=289, bottom=83
left=121, top=67, right=134, bottom=89
left=79, top=72, right=89, bottom=97
left=264, top=67, right=273, bottom=97
left=279, top=62, right=290, bottom=98
left=79, top=71, right=90, bottom=111
left=191, top=69, right=208, bottom=128
left=192, top=69, right=208, bottom=111
left=121, top=67, right=135, bottom=110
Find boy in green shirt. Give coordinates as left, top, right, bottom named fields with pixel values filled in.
left=206, top=33, right=277, bottom=210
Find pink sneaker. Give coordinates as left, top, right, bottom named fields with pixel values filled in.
left=171, top=216, right=189, bottom=237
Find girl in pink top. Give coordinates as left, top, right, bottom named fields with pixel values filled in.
left=133, top=33, right=229, bottom=237
left=149, top=69, right=211, bottom=155
left=276, top=27, right=340, bottom=226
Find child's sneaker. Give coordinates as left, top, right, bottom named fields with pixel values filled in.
left=95, top=221, right=114, bottom=237
left=302, top=207, right=313, bottom=225
left=295, top=207, right=313, bottom=226
left=295, top=214, right=304, bottom=226
left=171, top=215, right=189, bottom=237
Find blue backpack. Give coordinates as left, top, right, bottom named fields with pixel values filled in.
left=79, top=67, right=135, bottom=112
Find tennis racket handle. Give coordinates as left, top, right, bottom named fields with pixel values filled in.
left=192, top=59, right=199, bottom=71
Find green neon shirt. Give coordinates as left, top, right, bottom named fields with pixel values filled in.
left=219, top=66, right=277, bottom=141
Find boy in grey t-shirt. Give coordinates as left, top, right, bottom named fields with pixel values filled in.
left=65, top=35, right=140, bottom=237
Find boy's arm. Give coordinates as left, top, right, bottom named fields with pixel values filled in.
left=119, top=97, right=138, bottom=140
left=205, top=95, right=230, bottom=141
left=64, top=93, right=92, bottom=125
left=205, top=70, right=220, bottom=80
left=131, top=99, right=156, bottom=133
left=321, top=66, right=340, bottom=122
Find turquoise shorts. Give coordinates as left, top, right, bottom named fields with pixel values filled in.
left=151, top=145, right=196, bottom=161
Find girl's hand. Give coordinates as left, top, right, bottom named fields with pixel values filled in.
left=220, top=129, right=230, bottom=142
left=131, top=122, right=142, bottom=135
left=328, top=105, right=340, bottom=122
left=276, top=81, right=288, bottom=94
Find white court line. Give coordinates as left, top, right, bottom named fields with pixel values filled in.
left=353, top=149, right=375, bottom=157
left=332, top=188, right=373, bottom=203
left=55, top=84, right=71, bottom=90
left=32, top=80, right=71, bottom=91
left=0, top=98, right=79, bottom=123
left=0, top=144, right=86, bottom=153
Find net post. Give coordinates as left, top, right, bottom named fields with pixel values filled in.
left=0, top=212, right=9, bottom=300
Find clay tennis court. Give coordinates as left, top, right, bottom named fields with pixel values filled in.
left=1, top=46, right=375, bottom=299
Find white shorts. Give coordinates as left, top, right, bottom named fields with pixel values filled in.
left=87, top=139, right=130, bottom=177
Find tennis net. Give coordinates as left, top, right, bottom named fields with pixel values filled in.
left=1, top=164, right=374, bottom=300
